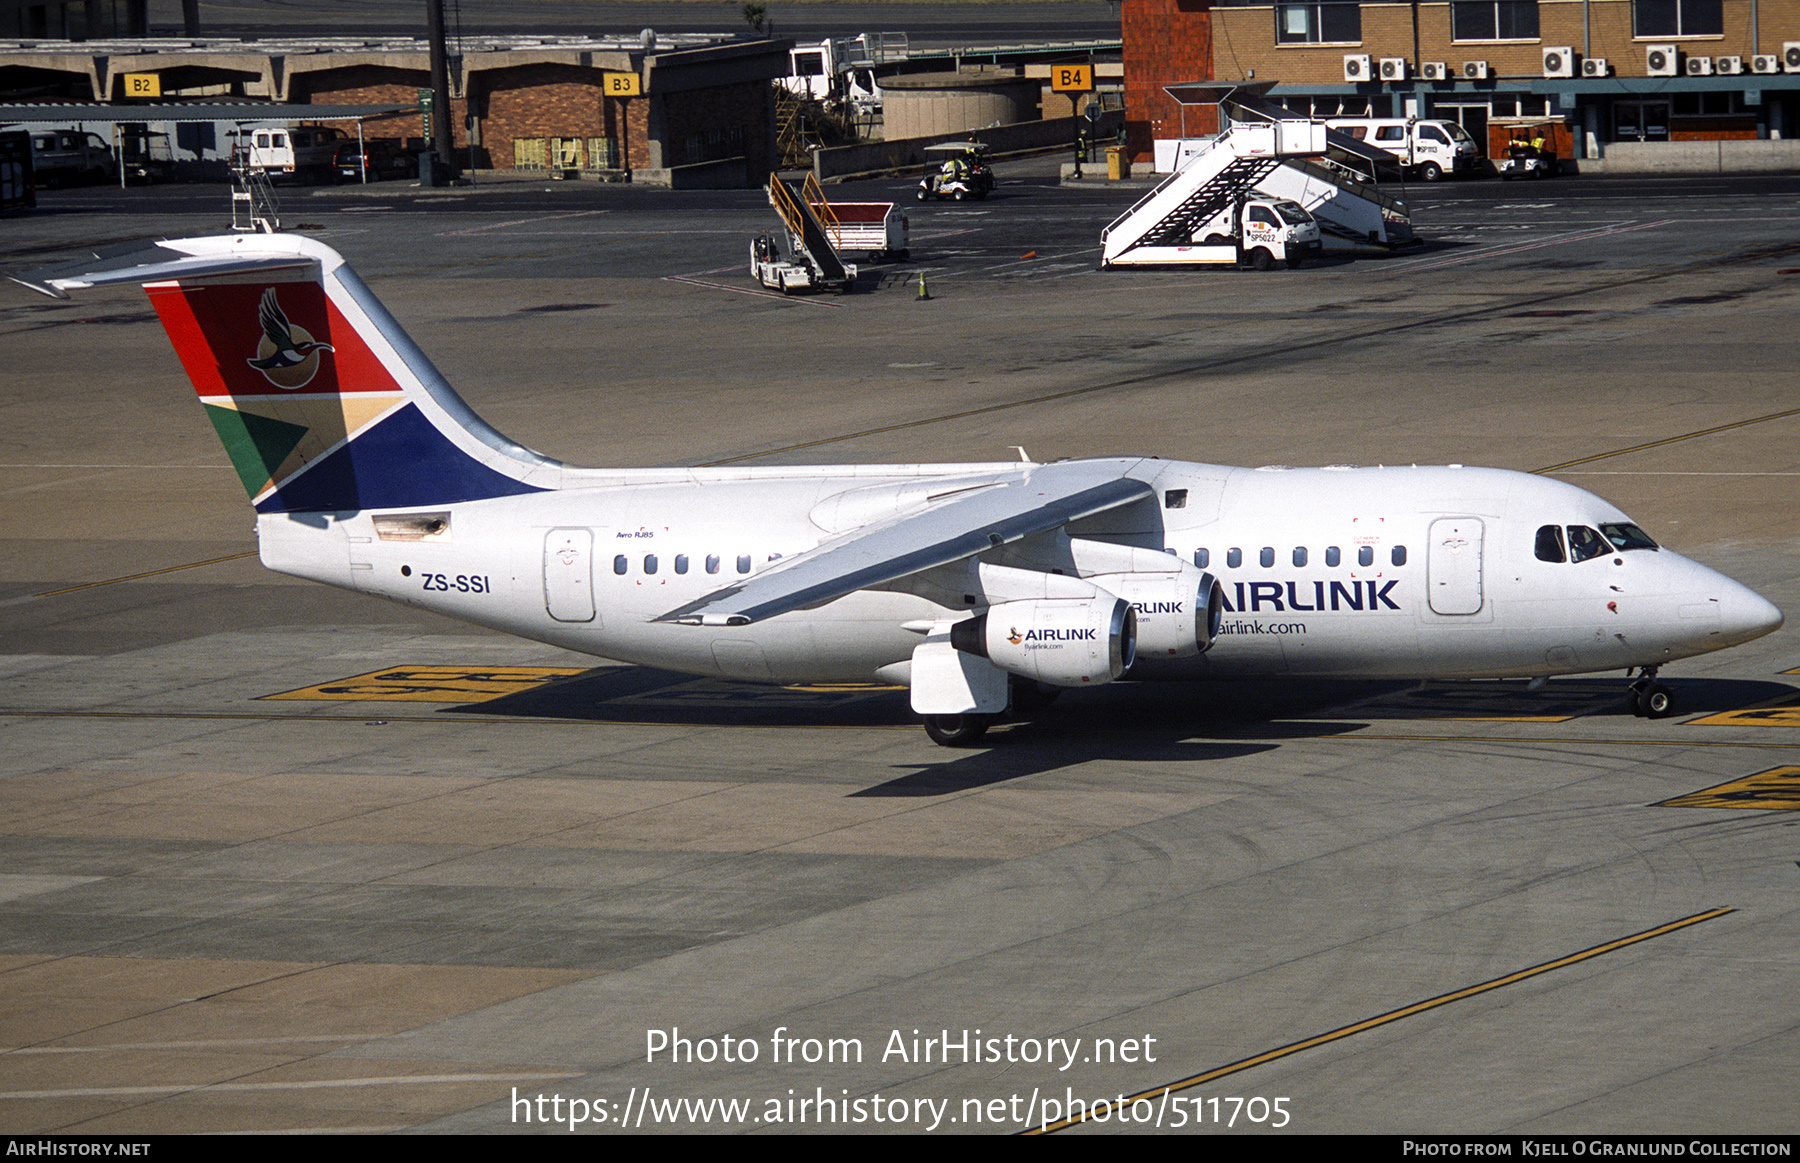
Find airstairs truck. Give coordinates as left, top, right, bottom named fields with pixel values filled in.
left=1102, top=113, right=1414, bottom=268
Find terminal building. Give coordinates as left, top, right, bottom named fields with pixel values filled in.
left=1123, top=0, right=1800, bottom=164
left=0, top=30, right=790, bottom=185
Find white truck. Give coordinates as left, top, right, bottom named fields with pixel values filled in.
left=1322, top=118, right=1479, bottom=181
left=1155, top=195, right=1323, bottom=270
left=780, top=34, right=902, bottom=114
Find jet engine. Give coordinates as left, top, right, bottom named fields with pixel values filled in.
left=950, top=596, right=1136, bottom=687
left=1090, top=569, right=1222, bottom=658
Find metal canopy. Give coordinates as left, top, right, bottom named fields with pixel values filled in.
left=0, top=102, right=413, bottom=125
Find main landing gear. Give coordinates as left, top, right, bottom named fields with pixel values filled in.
left=920, top=678, right=1063, bottom=747
left=1627, top=667, right=1673, bottom=719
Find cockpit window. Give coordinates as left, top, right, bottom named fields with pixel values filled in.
left=1600, top=523, right=1658, bottom=552
left=1566, top=525, right=1608, bottom=563
left=1535, top=524, right=1566, bottom=563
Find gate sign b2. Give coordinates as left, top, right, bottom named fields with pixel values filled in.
left=1051, top=65, right=1094, bottom=93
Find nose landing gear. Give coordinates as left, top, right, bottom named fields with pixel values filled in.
left=1628, top=667, right=1673, bottom=718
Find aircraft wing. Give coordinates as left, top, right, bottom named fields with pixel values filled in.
left=656, top=462, right=1155, bottom=625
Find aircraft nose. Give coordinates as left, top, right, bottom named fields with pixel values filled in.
left=1717, top=580, right=1784, bottom=646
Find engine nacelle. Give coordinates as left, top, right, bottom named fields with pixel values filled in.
left=950, top=597, right=1136, bottom=687
left=1089, top=568, right=1222, bottom=658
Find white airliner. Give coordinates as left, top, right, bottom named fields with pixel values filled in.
left=17, top=234, right=1784, bottom=744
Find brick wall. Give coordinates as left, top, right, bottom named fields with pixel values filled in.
left=480, top=63, right=646, bottom=170
left=295, top=65, right=456, bottom=153
left=1123, top=0, right=1218, bottom=162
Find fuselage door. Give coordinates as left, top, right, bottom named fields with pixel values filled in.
left=544, top=528, right=597, bottom=623
left=1427, top=517, right=1484, bottom=615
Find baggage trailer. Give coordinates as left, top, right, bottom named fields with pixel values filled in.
left=819, top=200, right=908, bottom=261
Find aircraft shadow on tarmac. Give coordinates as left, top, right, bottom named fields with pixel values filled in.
left=446, top=670, right=1794, bottom=792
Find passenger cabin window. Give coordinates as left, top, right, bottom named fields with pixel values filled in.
left=1227, top=548, right=1242, bottom=568
left=706, top=554, right=720, bottom=574
left=1194, top=548, right=1210, bottom=568
left=1293, top=547, right=1308, bottom=567
left=644, top=555, right=658, bottom=574
left=1358, top=546, right=1374, bottom=567
left=1325, top=546, right=1341, bottom=567
left=1391, top=545, right=1407, bottom=566
left=675, top=554, right=689, bottom=574
left=613, top=555, right=628, bottom=575
left=1567, top=525, right=1608, bottom=563
left=736, top=554, right=752, bottom=574
left=1260, top=547, right=1275, bottom=568
left=1165, top=489, right=1188, bottom=509
left=1535, top=524, right=1567, bottom=563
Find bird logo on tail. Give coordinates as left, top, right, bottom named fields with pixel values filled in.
left=247, top=287, right=334, bottom=389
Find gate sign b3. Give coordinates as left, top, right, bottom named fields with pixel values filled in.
left=1052, top=65, right=1094, bottom=92
left=604, top=72, right=642, bottom=96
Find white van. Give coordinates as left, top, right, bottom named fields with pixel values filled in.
left=244, top=124, right=349, bottom=183
left=1323, top=118, right=1478, bottom=181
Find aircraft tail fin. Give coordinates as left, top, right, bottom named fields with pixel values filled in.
left=15, top=234, right=558, bottom=513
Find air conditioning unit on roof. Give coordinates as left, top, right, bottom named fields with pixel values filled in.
left=1462, top=60, right=1489, bottom=80
left=1782, top=41, right=1800, bottom=71
left=1542, top=47, right=1574, bottom=78
left=1344, top=54, right=1371, bottom=81
left=1420, top=61, right=1448, bottom=81
left=1645, top=44, right=1679, bottom=76
left=1379, top=57, right=1408, bottom=81
left=1582, top=57, right=1609, bottom=77
left=1686, top=55, right=1715, bottom=75
left=1715, top=55, right=1744, bottom=75
left=1751, top=54, right=1781, bottom=74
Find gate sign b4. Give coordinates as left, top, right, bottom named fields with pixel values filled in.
left=1052, top=65, right=1094, bottom=92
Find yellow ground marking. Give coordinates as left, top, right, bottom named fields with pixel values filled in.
left=1657, top=767, right=1800, bottom=811
left=1533, top=406, right=1800, bottom=475
left=1025, top=908, right=1736, bottom=1135
left=31, top=552, right=258, bottom=597
left=613, top=678, right=900, bottom=709
left=259, top=666, right=590, bottom=703
left=1686, top=691, right=1800, bottom=727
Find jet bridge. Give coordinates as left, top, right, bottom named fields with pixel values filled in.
left=1101, top=90, right=1414, bottom=267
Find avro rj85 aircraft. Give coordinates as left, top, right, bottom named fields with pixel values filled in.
left=17, top=235, right=1784, bottom=744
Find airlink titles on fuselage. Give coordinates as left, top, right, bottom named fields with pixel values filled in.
left=1216, top=579, right=1402, bottom=613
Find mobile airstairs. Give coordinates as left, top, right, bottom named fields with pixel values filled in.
left=1100, top=113, right=1415, bottom=268
left=752, top=174, right=858, bottom=293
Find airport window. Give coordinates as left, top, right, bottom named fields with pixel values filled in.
left=1535, top=524, right=1567, bottom=563
left=644, top=555, right=658, bottom=575
left=1326, top=546, right=1341, bottom=567
left=675, top=554, right=688, bottom=574
left=1227, top=548, right=1243, bottom=569
left=1633, top=0, right=1721, bottom=38
left=613, top=555, right=628, bottom=575
left=736, top=554, right=752, bottom=574
left=1195, top=548, right=1211, bottom=568
left=706, top=554, right=720, bottom=574
left=1260, top=547, right=1276, bottom=568
left=1391, top=545, right=1407, bottom=567
left=1165, top=489, right=1188, bottom=509
left=1358, top=546, right=1374, bottom=567
left=1451, top=0, right=1539, bottom=41
left=1293, top=547, right=1308, bottom=567
left=1275, top=2, right=1361, bottom=44
left=1567, top=526, right=1609, bottom=563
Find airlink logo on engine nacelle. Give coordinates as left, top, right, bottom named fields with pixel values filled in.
left=1132, top=601, right=1185, bottom=615
left=1219, top=580, right=1402, bottom=614
left=1007, top=627, right=1099, bottom=644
